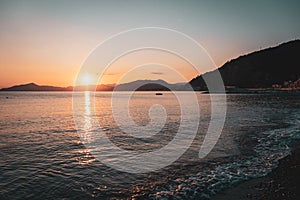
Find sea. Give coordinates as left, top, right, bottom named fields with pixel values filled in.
left=0, top=92, right=300, bottom=199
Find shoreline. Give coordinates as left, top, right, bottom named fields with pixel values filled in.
left=212, top=140, right=300, bottom=200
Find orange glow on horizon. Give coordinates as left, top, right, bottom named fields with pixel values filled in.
left=0, top=29, right=239, bottom=89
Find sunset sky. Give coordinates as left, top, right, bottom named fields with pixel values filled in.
left=0, top=0, right=299, bottom=88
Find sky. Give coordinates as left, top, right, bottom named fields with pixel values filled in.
left=0, top=0, right=299, bottom=88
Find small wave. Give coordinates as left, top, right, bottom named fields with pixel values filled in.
left=149, top=122, right=300, bottom=199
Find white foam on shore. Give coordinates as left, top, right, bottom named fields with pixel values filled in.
left=150, top=115, right=300, bottom=199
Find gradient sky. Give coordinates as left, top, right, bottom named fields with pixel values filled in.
left=0, top=0, right=299, bottom=88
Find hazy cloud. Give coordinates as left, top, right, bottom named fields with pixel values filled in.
left=103, top=72, right=120, bottom=76
left=151, top=72, right=164, bottom=75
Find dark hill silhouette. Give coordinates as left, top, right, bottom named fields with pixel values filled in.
left=0, top=83, right=73, bottom=91
left=114, top=80, right=170, bottom=91
left=136, top=83, right=170, bottom=91
left=190, top=40, right=300, bottom=90
left=114, top=80, right=190, bottom=91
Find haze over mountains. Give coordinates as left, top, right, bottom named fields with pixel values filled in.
left=0, top=83, right=73, bottom=91
left=0, top=80, right=187, bottom=91
left=1, top=40, right=300, bottom=92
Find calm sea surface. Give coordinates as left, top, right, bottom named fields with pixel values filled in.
left=0, top=92, right=300, bottom=199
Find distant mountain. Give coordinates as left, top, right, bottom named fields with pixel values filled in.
left=0, top=83, right=115, bottom=91
left=114, top=79, right=192, bottom=91
left=190, top=40, right=300, bottom=90
left=0, top=80, right=189, bottom=91
left=0, top=83, right=73, bottom=91
left=115, top=80, right=168, bottom=91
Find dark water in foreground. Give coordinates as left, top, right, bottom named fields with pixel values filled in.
left=0, top=92, right=299, bottom=199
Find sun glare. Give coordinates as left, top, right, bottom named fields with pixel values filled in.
left=80, top=74, right=96, bottom=86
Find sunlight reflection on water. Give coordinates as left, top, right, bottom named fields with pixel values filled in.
left=84, top=91, right=91, bottom=130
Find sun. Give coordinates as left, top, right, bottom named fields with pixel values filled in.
left=79, top=74, right=96, bottom=86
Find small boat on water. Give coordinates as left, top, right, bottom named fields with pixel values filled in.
left=155, top=92, right=163, bottom=95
